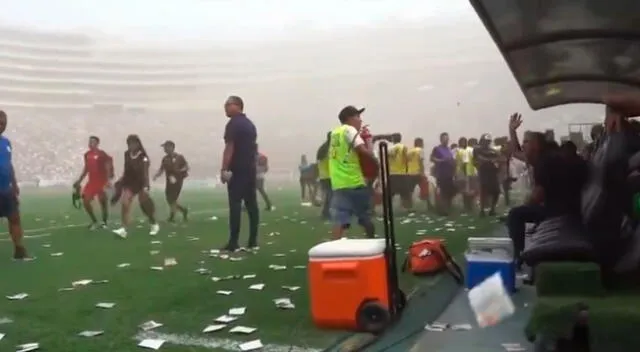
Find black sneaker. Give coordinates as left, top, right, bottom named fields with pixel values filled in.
left=220, top=244, right=239, bottom=253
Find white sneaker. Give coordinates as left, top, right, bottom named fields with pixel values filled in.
left=149, top=223, right=160, bottom=236
left=113, top=227, right=127, bottom=239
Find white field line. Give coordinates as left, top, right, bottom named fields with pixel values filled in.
left=134, top=331, right=321, bottom=352
left=0, top=208, right=227, bottom=237
left=0, top=233, right=52, bottom=242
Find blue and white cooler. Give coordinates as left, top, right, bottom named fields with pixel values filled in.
left=465, top=237, right=516, bottom=293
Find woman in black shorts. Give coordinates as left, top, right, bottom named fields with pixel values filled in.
left=112, top=134, right=159, bottom=238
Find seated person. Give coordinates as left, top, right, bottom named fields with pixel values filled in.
left=505, top=114, right=588, bottom=267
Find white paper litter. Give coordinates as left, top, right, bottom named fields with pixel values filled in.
left=139, top=320, right=163, bottom=331
left=0, top=317, right=12, bottom=324
left=239, top=339, right=263, bottom=351
left=211, top=277, right=222, bottom=282
left=268, top=264, right=287, bottom=271
left=7, top=293, right=28, bottom=300
left=58, top=287, right=74, bottom=292
left=282, top=286, right=300, bottom=292
left=194, top=268, right=210, bottom=275
left=150, top=266, right=164, bottom=271
left=293, top=265, right=306, bottom=269
left=229, top=326, right=257, bottom=334
left=214, top=315, right=238, bottom=323
left=150, top=250, right=160, bottom=255
left=249, top=284, right=265, bottom=290
left=96, top=302, right=116, bottom=309
left=502, top=343, right=526, bottom=352
left=72, top=279, right=93, bottom=286
left=274, top=298, right=295, bottom=309
left=151, top=240, right=162, bottom=244
left=0, top=333, right=4, bottom=340
left=164, top=258, right=177, bottom=266
left=229, top=307, right=246, bottom=316
left=78, top=330, right=104, bottom=337
left=468, top=273, right=515, bottom=328
left=425, top=324, right=445, bottom=332
left=216, top=290, right=233, bottom=296
left=273, top=253, right=286, bottom=257
left=187, top=236, right=199, bottom=241
left=50, top=252, right=64, bottom=257
left=117, top=263, right=131, bottom=268
left=229, top=257, right=243, bottom=262
left=138, top=338, right=165, bottom=350
left=451, top=323, right=472, bottom=331
left=242, top=274, right=256, bottom=279
left=202, top=324, right=226, bottom=333
left=16, top=342, right=39, bottom=352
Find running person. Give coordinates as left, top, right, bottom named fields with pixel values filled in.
left=0, top=111, right=28, bottom=259
left=73, top=136, right=113, bottom=230
left=255, top=146, right=274, bottom=211
left=153, top=140, right=189, bottom=222
left=112, top=134, right=159, bottom=238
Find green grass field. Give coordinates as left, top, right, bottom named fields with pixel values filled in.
left=0, top=188, right=500, bottom=352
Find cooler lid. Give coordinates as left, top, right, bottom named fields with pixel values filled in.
left=308, top=238, right=386, bottom=258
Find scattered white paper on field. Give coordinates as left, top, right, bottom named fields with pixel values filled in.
left=268, top=265, right=286, bottom=271
left=0, top=333, right=4, bottom=340
left=214, top=315, right=238, bottom=323
left=50, top=252, right=64, bottom=257
left=96, top=302, right=116, bottom=309
left=502, top=343, right=526, bottom=352
left=425, top=324, right=445, bottom=332
left=274, top=298, right=295, bottom=309
left=242, top=274, right=256, bottom=279
left=150, top=250, right=160, bottom=255
left=209, top=249, right=220, bottom=254
left=229, top=326, right=257, bottom=334
left=78, top=330, right=104, bottom=337
left=293, top=265, right=306, bottom=269
left=229, top=257, right=243, bottom=262
left=194, top=268, right=210, bottom=275
left=216, top=290, right=233, bottom=296
left=239, top=339, right=263, bottom=351
left=150, top=266, right=164, bottom=271
left=273, top=253, right=286, bottom=257
left=117, top=263, right=131, bottom=268
left=187, top=236, right=199, bottom=241
left=7, top=293, right=28, bottom=300
left=229, top=307, right=246, bottom=316
left=164, top=258, right=177, bottom=266
left=138, top=338, right=165, bottom=350
left=0, top=317, right=12, bottom=324
left=151, top=241, right=162, bottom=245
left=203, top=324, right=226, bottom=333
left=211, top=277, right=222, bottom=282
left=16, top=342, right=39, bottom=352
left=468, top=273, right=515, bottom=328
left=452, top=323, right=472, bottom=331
left=58, top=287, right=74, bottom=292
left=139, top=320, right=163, bottom=331
left=282, top=286, right=301, bottom=292
left=249, top=284, right=265, bottom=291
left=72, top=279, right=93, bottom=286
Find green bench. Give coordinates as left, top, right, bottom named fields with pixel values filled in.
left=525, top=262, right=640, bottom=351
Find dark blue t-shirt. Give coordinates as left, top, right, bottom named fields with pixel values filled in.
left=224, top=114, right=257, bottom=175
left=0, top=136, right=13, bottom=192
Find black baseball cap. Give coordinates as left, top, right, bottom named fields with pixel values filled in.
left=161, top=140, right=175, bottom=148
left=338, top=106, right=365, bottom=123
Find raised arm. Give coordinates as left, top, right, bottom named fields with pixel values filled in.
left=508, top=113, right=526, bottom=162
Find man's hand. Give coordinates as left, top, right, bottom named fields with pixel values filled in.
left=509, top=113, right=522, bottom=131
left=220, top=170, right=233, bottom=184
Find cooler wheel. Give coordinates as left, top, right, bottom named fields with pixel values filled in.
left=356, top=300, right=391, bottom=334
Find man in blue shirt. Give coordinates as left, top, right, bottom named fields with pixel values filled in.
left=220, top=96, right=259, bottom=252
left=0, top=111, right=28, bottom=260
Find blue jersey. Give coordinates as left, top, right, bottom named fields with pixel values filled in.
left=0, top=136, right=13, bottom=192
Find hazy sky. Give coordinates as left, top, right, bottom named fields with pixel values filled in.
left=0, top=0, right=473, bottom=42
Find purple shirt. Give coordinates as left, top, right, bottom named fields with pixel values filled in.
left=431, top=145, right=455, bottom=179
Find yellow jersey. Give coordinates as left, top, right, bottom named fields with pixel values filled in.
left=389, top=143, right=408, bottom=175
left=406, top=147, right=424, bottom=175
left=455, top=147, right=477, bottom=176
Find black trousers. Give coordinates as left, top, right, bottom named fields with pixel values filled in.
left=506, top=204, right=546, bottom=260
left=227, top=173, right=259, bottom=247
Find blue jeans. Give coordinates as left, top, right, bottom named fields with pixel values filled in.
left=331, top=187, right=374, bottom=235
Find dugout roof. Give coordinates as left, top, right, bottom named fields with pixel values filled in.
left=469, top=0, right=640, bottom=110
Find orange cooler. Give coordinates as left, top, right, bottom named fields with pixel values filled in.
left=308, top=238, right=389, bottom=331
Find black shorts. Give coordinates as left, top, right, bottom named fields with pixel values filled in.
left=406, top=175, right=421, bottom=193
left=389, top=175, right=409, bottom=196
left=479, top=172, right=500, bottom=196
left=0, top=192, right=18, bottom=218
left=121, top=178, right=145, bottom=196
left=437, top=176, right=457, bottom=198
left=165, top=179, right=184, bottom=203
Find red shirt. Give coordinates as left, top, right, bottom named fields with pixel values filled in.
left=85, top=149, right=112, bottom=184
